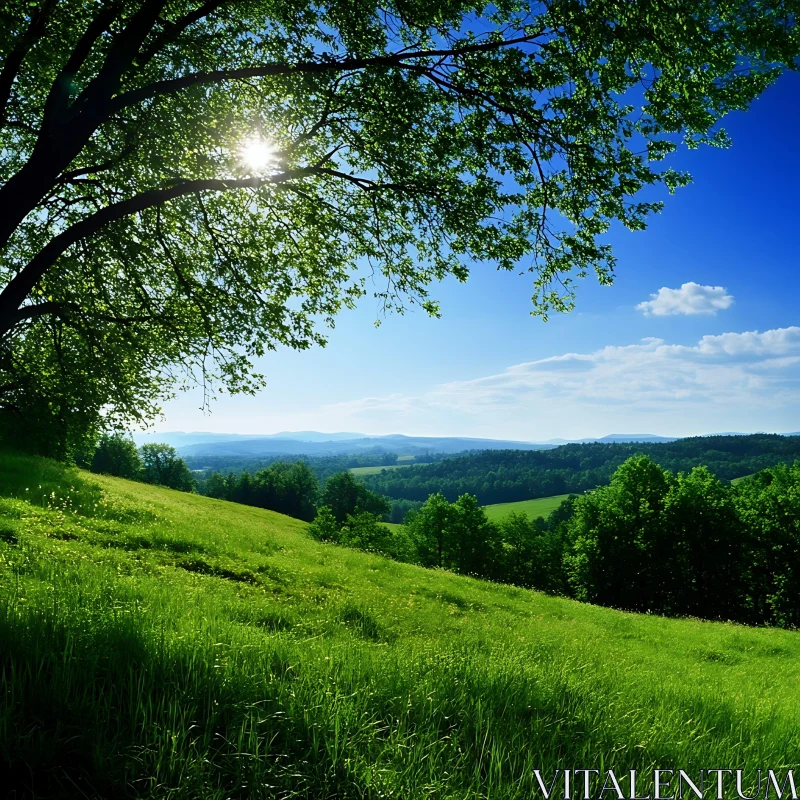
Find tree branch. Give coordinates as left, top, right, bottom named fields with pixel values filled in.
left=308, top=166, right=411, bottom=193
left=56, top=132, right=141, bottom=184
left=2, top=300, right=67, bottom=329
left=0, top=0, right=58, bottom=124
left=110, top=33, right=543, bottom=113
left=39, top=2, right=124, bottom=132
left=0, top=170, right=312, bottom=335
left=67, top=0, right=169, bottom=122
left=136, top=0, right=229, bottom=67
left=0, top=0, right=168, bottom=254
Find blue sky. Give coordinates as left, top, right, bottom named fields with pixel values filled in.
left=153, top=70, right=800, bottom=440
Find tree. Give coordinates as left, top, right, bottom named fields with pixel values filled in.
left=663, top=466, right=746, bottom=620
left=139, top=442, right=194, bottom=491
left=359, top=435, right=800, bottom=506
left=233, top=471, right=255, bottom=506
left=406, top=492, right=454, bottom=569
left=497, top=511, right=568, bottom=593
left=90, top=432, right=142, bottom=479
left=339, top=512, right=394, bottom=555
left=406, top=492, right=499, bottom=575
left=252, top=461, right=318, bottom=521
left=307, top=505, right=340, bottom=543
left=734, top=464, right=800, bottom=627
left=448, top=494, right=500, bottom=577
left=319, top=471, right=390, bottom=525
left=2, top=2, right=797, bottom=450
left=389, top=498, right=423, bottom=524
left=564, top=456, right=672, bottom=611
left=202, top=471, right=229, bottom=500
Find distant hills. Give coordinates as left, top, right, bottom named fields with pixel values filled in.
left=172, top=433, right=557, bottom=458
left=132, top=430, right=366, bottom=449
left=542, top=434, right=677, bottom=445
left=131, top=429, right=799, bottom=459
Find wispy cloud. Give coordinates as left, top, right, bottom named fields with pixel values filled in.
left=636, top=282, right=734, bottom=316
left=323, top=327, right=800, bottom=435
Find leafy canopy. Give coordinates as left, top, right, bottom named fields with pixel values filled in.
left=91, top=432, right=143, bottom=479
left=319, top=471, right=391, bottom=524
left=139, top=442, right=195, bottom=490
left=0, top=0, right=798, bottom=450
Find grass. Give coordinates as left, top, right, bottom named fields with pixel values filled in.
left=482, top=494, right=572, bottom=523
left=349, top=464, right=412, bottom=476
left=2, top=450, right=800, bottom=798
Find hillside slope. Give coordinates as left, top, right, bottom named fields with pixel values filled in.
left=1, top=452, right=799, bottom=799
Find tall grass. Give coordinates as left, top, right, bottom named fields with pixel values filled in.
left=1, top=451, right=799, bottom=798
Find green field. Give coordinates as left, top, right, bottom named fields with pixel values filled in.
left=482, top=494, right=572, bottom=522
left=2, top=451, right=799, bottom=798
left=350, top=463, right=412, bottom=476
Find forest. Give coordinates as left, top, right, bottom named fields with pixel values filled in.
left=359, top=434, right=800, bottom=504
left=185, top=450, right=444, bottom=485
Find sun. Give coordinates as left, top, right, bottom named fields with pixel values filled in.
left=239, top=136, right=280, bottom=174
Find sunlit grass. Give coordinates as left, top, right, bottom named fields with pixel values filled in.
left=1, top=450, right=799, bottom=798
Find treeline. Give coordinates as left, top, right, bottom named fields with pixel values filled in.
left=360, top=435, right=800, bottom=504
left=202, top=468, right=392, bottom=524
left=88, top=434, right=409, bottom=523
left=89, top=435, right=194, bottom=492
left=186, top=450, right=448, bottom=486
left=187, top=449, right=399, bottom=484
left=202, top=462, right=319, bottom=520
left=197, top=463, right=423, bottom=523
left=318, top=456, right=800, bottom=629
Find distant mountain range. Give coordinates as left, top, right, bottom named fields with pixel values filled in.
left=132, top=430, right=366, bottom=448
left=542, top=434, right=678, bottom=445
left=173, top=434, right=557, bottom=458
left=131, top=430, right=799, bottom=459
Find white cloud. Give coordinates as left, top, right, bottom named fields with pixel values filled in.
left=323, top=327, right=800, bottom=436
left=636, top=282, right=734, bottom=316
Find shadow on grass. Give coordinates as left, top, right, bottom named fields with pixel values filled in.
left=0, top=525, right=18, bottom=545
left=0, top=600, right=781, bottom=800
left=0, top=450, right=158, bottom=526
left=175, top=557, right=259, bottom=585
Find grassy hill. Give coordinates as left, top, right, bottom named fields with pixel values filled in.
left=2, top=451, right=799, bottom=798
left=482, top=494, right=572, bottom=523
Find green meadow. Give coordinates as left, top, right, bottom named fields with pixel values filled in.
left=2, top=451, right=800, bottom=798
left=349, top=464, right=413, bottom=476
left=482, top=494, right=573, bottom=523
